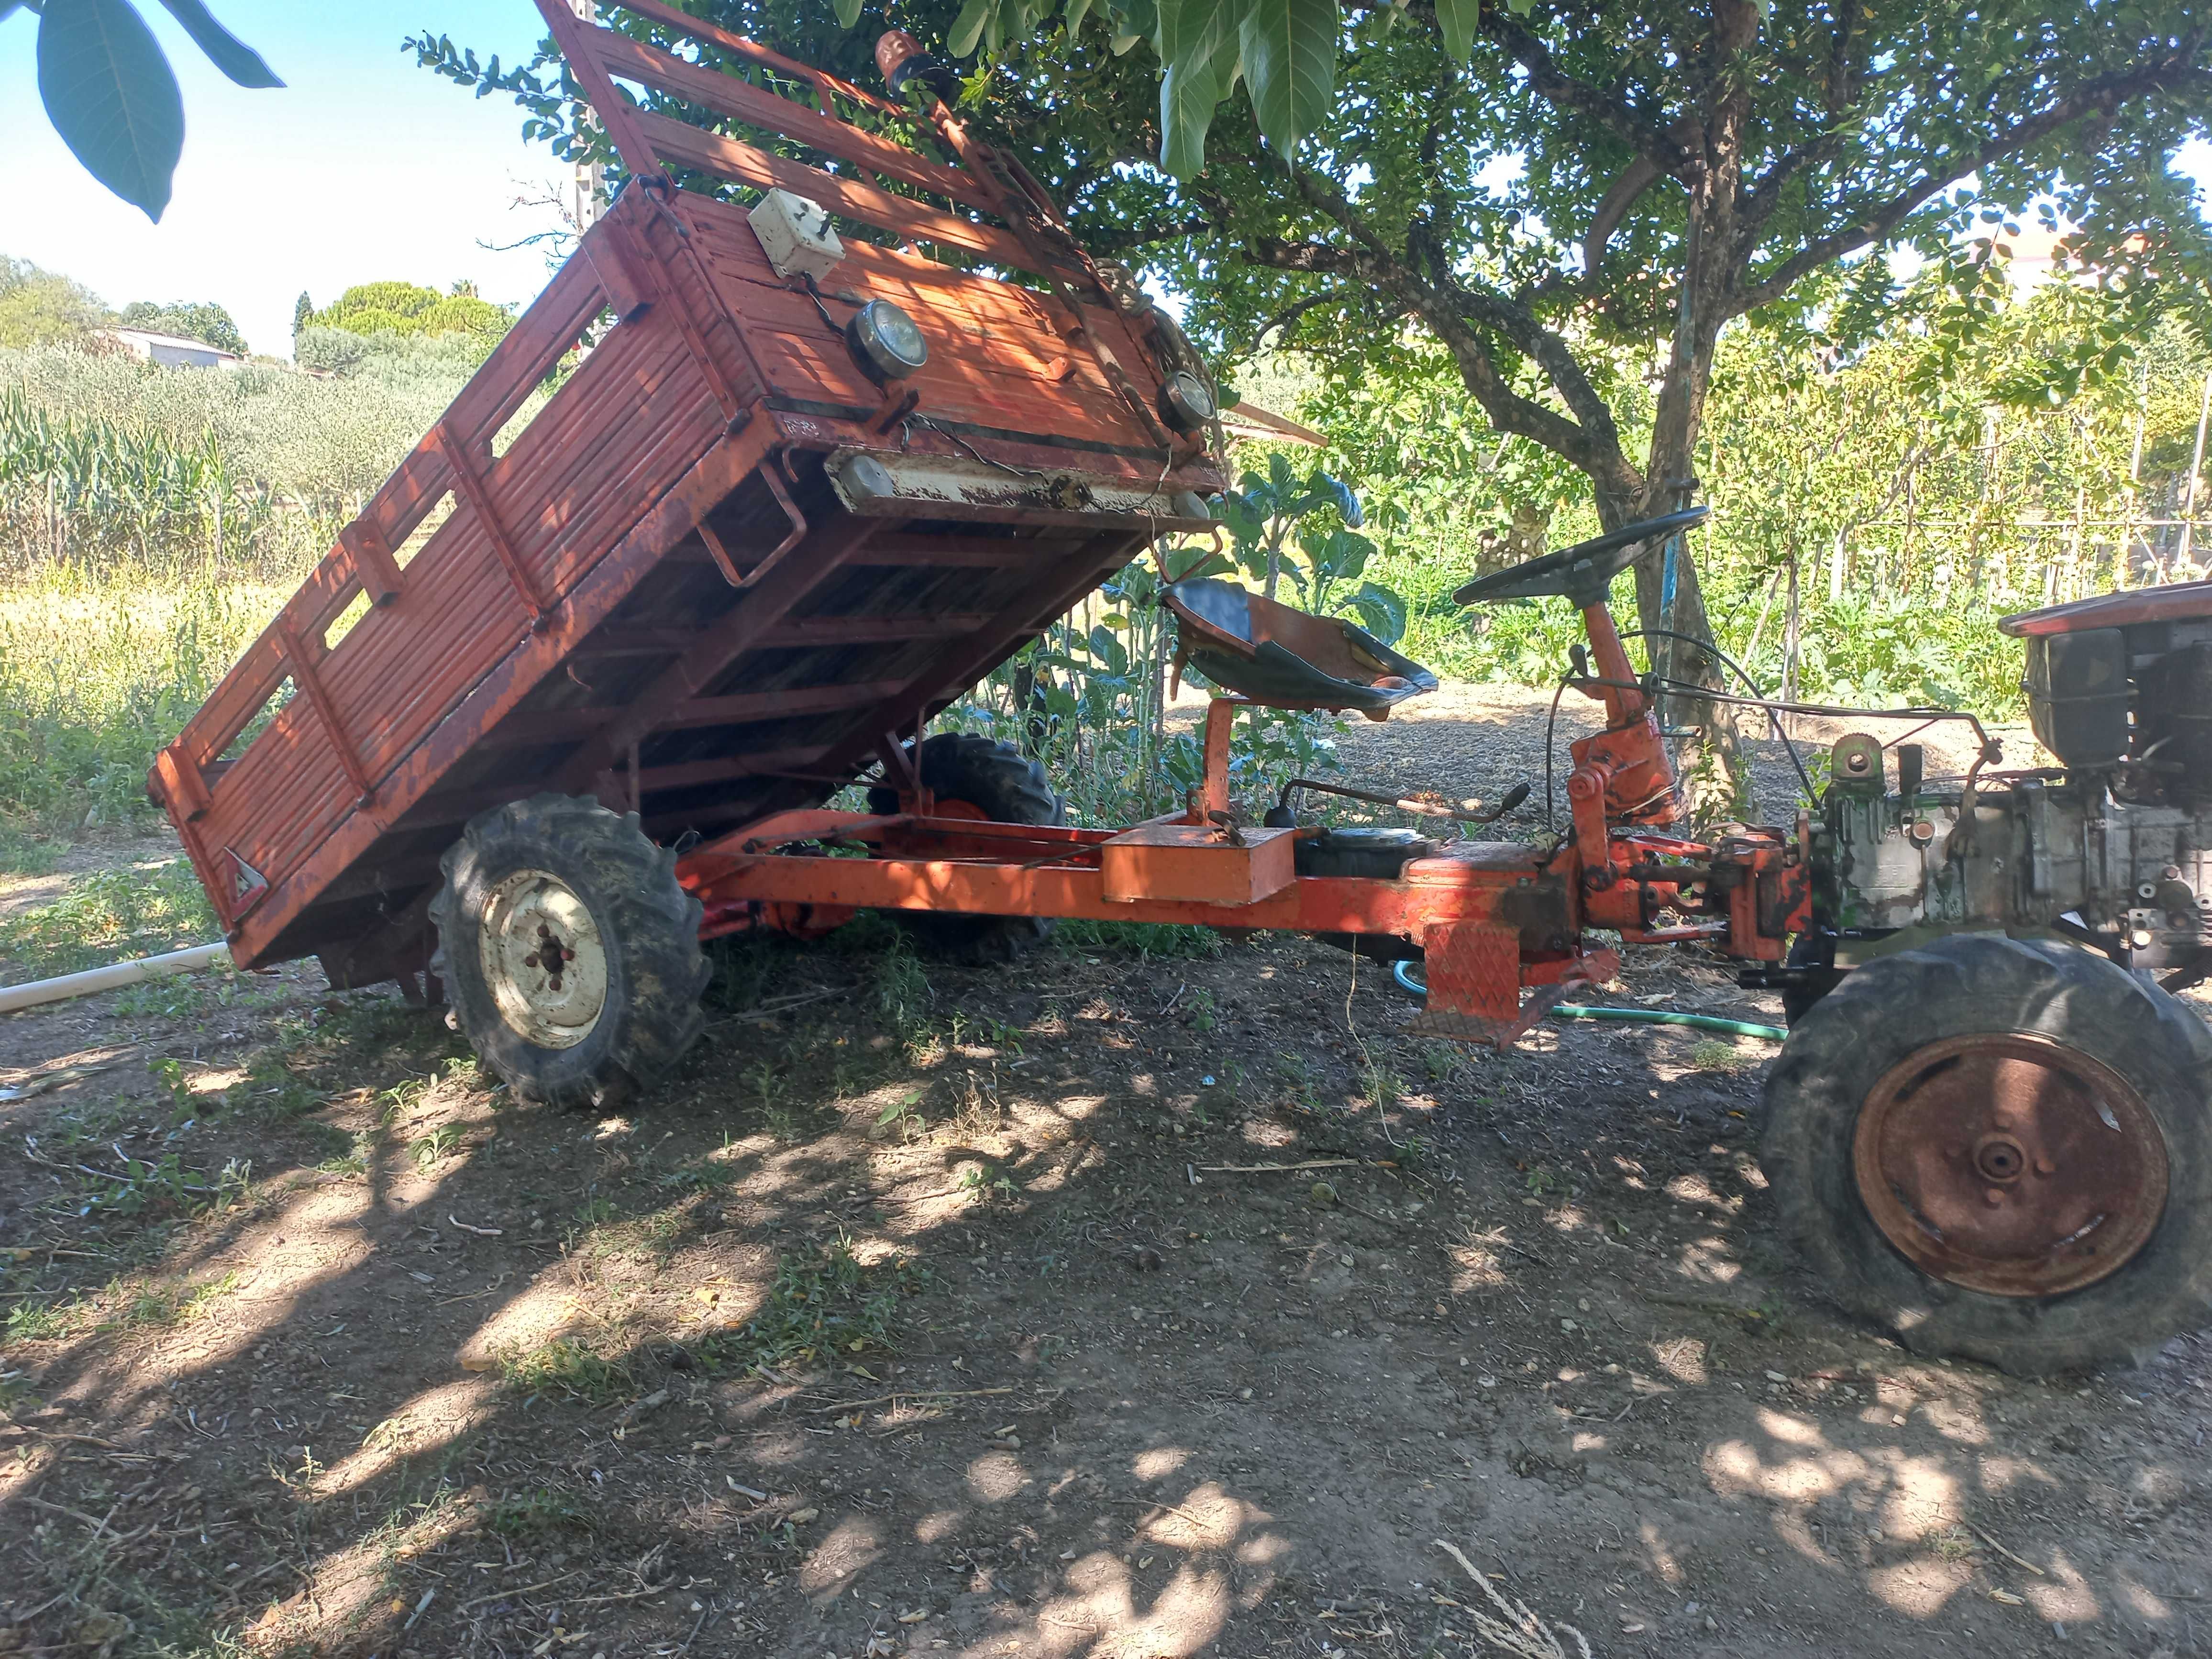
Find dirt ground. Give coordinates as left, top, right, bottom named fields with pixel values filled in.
left=3, top=686, right=2207, bottom=1659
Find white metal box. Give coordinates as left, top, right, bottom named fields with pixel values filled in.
left=747, top=189, right=844, bottom=281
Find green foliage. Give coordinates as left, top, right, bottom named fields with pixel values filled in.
left=0, top=858, right=217, bottom=981
left=0, top=564, right=287, bottom=833
left=500, top=1335, right=633, bottom=1405
left=0, top=255, right=111, bottom=348
left=117, top=299, right=246, bottom=355
left=707, top=1238, right=928, bottom=1369
left=18, top=0, right=279, bottom=221
left=310, top=281, right=510, bottom=342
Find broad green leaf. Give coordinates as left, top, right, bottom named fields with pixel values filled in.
left=38, top=0, right=184, bottom=222
left=152, top=0, right=278, bottom=87
left=1064, top=0, right=1095, bottom=35
left=947, top=0, right=991, bottom=55
left=1239, top=0, right=1334, bottom=156
left=1309, top=469, right=1362, bottom=526
left=833, top=0, right=863, bottom=25
left=1346, top=582, right=1407, bottom=646
left=1267, top=450, right=1295, bottom=495
left=1432, top=0, right=1476, bottom=61
left=1156, top=0, right=1239, bottom=178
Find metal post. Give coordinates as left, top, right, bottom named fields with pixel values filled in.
left=570, top=0, right=607, bottom=233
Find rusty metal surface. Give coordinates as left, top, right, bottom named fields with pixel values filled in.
left=1852, top=1032, right=2170, bottom=1297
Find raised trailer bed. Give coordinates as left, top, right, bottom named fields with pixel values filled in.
left=152, top=0, right=1222, bottom=994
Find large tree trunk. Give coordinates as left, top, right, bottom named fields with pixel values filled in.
left=1623, top=96, right=1752, bottom=825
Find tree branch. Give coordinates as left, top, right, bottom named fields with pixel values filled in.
left=1083, top=216, right=1217, bottom=254
left=1737, top=50, right=2212, bottom=312
left=1478, top=4, right=1694, bottom=178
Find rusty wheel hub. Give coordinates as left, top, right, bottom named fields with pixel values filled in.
left=1852, top=1032, right=2169, bottom=1297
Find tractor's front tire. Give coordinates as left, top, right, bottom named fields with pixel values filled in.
left=431, top=793, right=708, bottom=1109
left=868, top=733, right=1064, bottom=963
left=1762, top=933, right=2212, bottom=1374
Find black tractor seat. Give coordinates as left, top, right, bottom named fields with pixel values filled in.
left=1163, top=578, right=1438, bottom=718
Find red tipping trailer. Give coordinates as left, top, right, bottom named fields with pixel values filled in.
left=152, top=1, right=1224, bottom=996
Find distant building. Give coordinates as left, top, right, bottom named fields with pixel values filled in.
left=99, top=327, right=242, bottom=370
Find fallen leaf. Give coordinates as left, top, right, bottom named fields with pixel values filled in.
left=788, top=1507, right=819, bottom=1525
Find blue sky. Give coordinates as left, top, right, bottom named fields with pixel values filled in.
left=4, top=6, right=2210, bottom=360
left=1, top=2, right=564, bottom=354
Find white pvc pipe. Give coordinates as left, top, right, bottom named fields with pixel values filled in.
left=0, top=942, right=232, bottom=1015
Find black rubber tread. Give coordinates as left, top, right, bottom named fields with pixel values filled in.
left=430, top=793, right=709, bottom=1109
left=1762, top=932, right=2212, bottom=1374
left=867, top=733, right=1065, bottom=962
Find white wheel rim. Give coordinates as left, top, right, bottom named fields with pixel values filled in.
left=479, top=868, right=608, bottom=1050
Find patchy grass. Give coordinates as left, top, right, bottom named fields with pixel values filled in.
left=500, top=1336, right=634, bottom=1405
left=485, top=1486, right=595, bottom=1539
left=0, top=857, right=217, bottom=982
left=1052, top=917, right=1225, bottom=959
left=1688, top=1038, right=1753, bottom=1072
left=707, top=1238, right=929, bottom=1370
left=0, top=823, right=60, bottom=874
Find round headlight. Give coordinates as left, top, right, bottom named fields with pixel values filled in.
left=1159, top=369, right=1216, bottom=433
left=848, top=299, right=929, bottom=380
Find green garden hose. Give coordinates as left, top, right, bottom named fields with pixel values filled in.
left=1390, top=960, right=1787, bottom=1042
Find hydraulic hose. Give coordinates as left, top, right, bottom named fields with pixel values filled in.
left=1389, top=959, right=1786, bottom=1042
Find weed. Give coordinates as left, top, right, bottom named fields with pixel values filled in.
left=979, top=1016, right=1026, bottom=1054
left=1688, top=1039, right=1749, bottom=1072
left=316, top=1129, right=373, bottom=1178
left=0, top=859, right=217, bottom=981
left=0, top=825, right=58, bottom=873
left=486, top=1486, right=593, bottom=1537
left=1183, top=987, right=1218, bottom=1034
left=1358, top=1053, right=1403, bottom=1114
left=574, top=1197, right=619, bottom=1228
left=873, top=1086, right=927, bottom=1141
left=1524, top=1165, right=1562, bottom=1198
left=956, top=1163, right=1019, bottom=1204
left=111, top=1269, right=239, bottom=1331
left=5, top=1299, right=72, bottom=1344
left=148, top=1056, right=192, bottom=1112
left=378, top=1074, right=434, bottom=1125
left=410, top=1124, right=464, bottom=1169
left=708, top=1238, right=928, bottom=1370
left=1052, top=918, right=1224, bottom=959
left=874, top=935, right=930, bottom=1037
left=1273, top=1052, right=1323, bottom=1111
left=500, top=1336, right=632, bottom=1405
left=1419, top=1040, right=1464, bottom=1082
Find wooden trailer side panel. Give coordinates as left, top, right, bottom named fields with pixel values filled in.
left=157, top=191, right=747, bottom=966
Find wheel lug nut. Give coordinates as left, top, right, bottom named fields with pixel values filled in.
left=2033, top=1158, right=2055, bottom=1177
left=1983, top=1187, right=2005, bottom=1206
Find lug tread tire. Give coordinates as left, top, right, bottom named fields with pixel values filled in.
left=1762, top=932, right=2212, bottom=1374
left=431, top=793, right=708, bottom=1109
left=867, top=734, right=1063, bottom=962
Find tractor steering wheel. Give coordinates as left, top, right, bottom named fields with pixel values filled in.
left=1452, top=506, right=1710, bottom=609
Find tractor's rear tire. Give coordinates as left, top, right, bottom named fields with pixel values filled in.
left=867, top=733, right=1064, bottom=962
left=1762, top=932, right=2212, bottom=1374
left=431, top=793, right=708, bottom=1109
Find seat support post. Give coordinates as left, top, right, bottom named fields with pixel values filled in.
left=1199, top=697, right=1239, bottom=823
